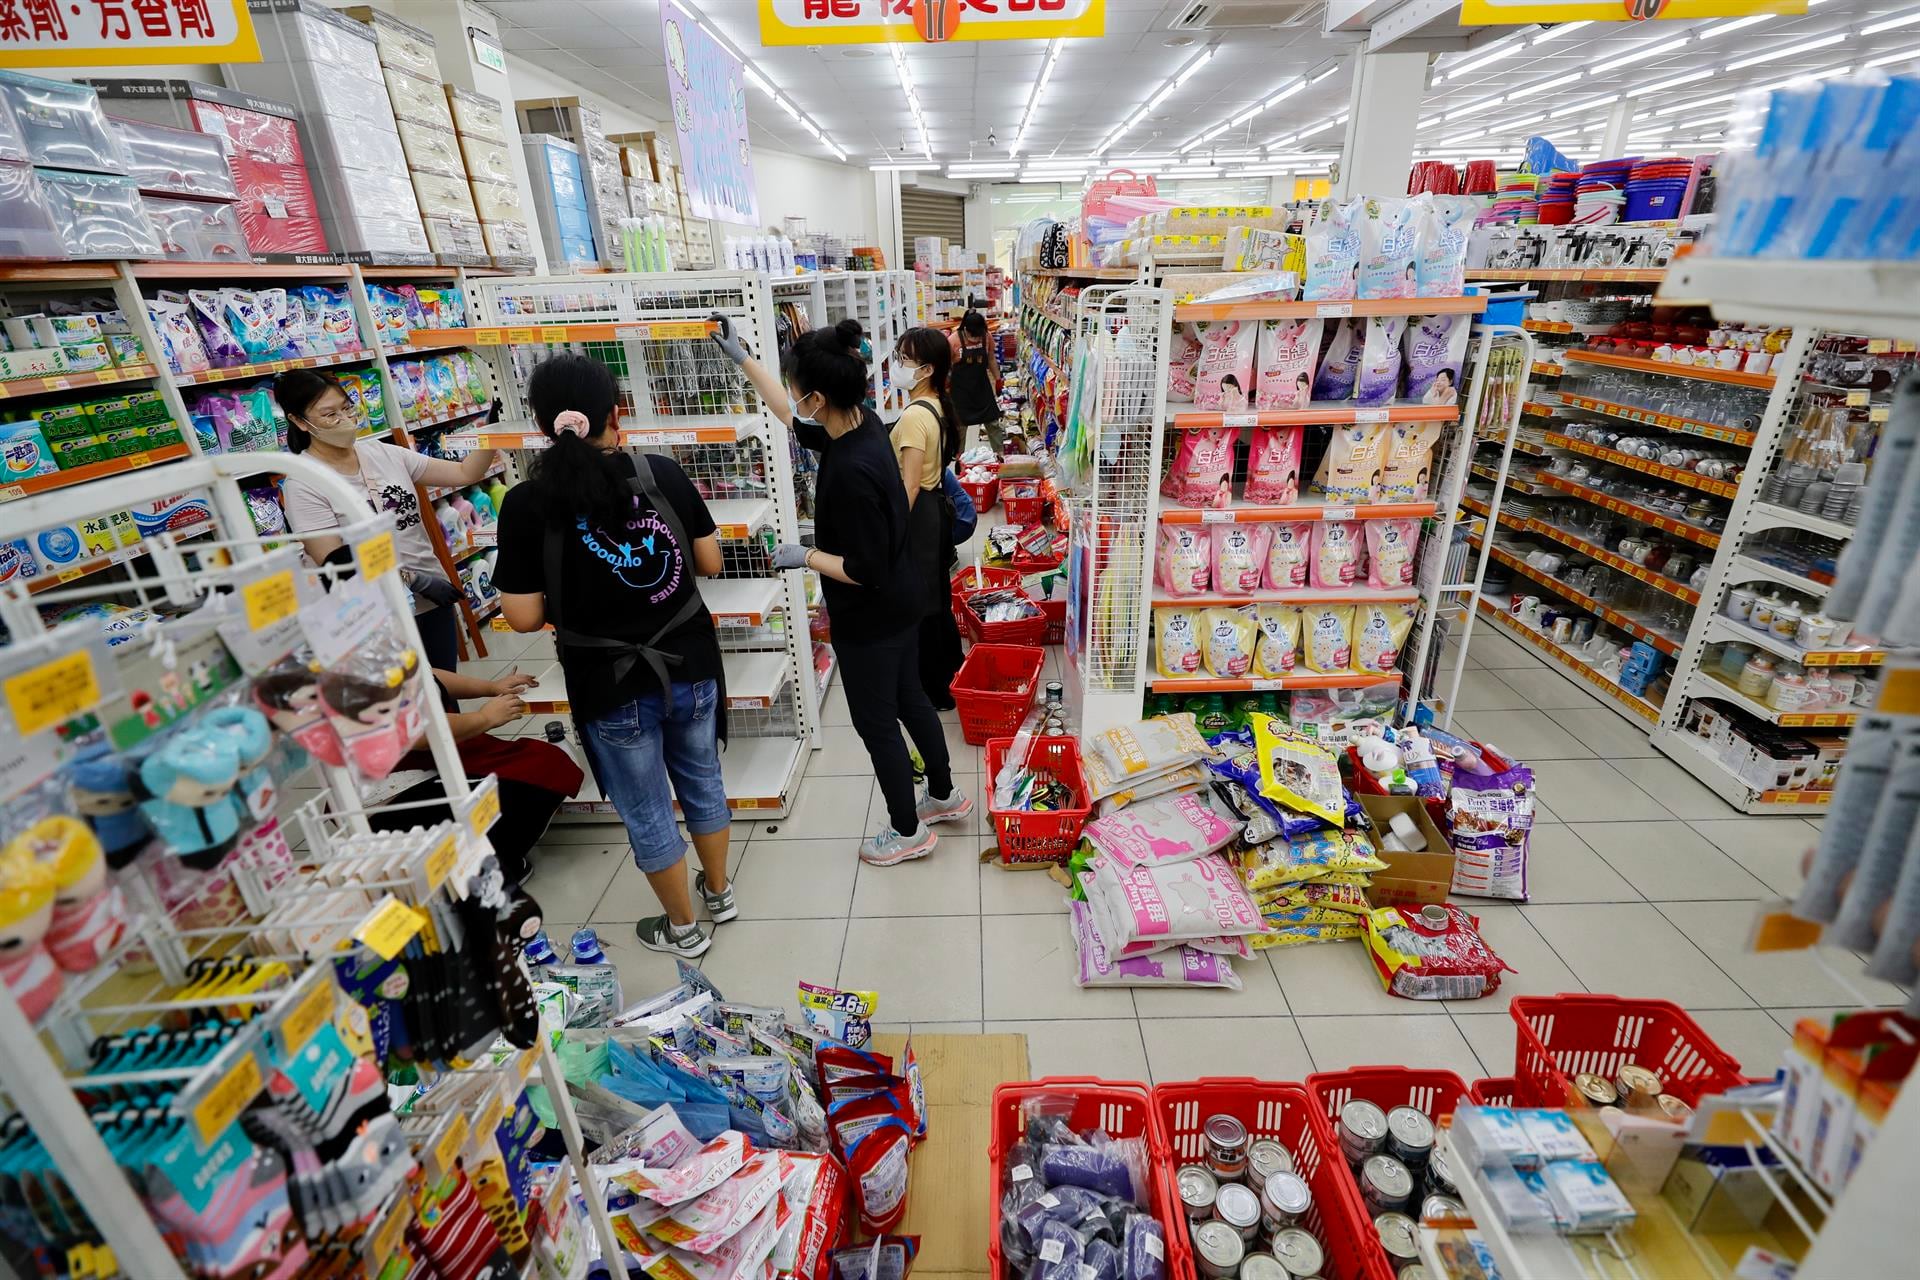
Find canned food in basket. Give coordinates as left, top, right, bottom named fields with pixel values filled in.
left=1216, top=1182, right=1262, bottom=1242
left=1657, top=1093, right=1695, bottom=1124
left=1259, top=1171, right=1312, bottom=1234
left=1573, top=1072, right=1619, bottom=1106
left=1241, top=1255, right=1289, bottom=1280
left=1247, top=1138, right=1294, bottom=1193
left=1206, top=1114, right=1251, bottom=1180
left=1399, top=1266, right=1433, bottom=1280
left=1270, top=1227, right=1325, bottom=1278
left=1375, top=1212, right=1420, bottom=1264
left=1385, top=1105, right=1435, bottom=1168
left=1179, top=1164, right=1220, bottom=1222
left=1360, top=1153, right=1414, bottom=1213
left=1421, top=1193, right=1467, bottom=1221
left=1338, top=1098, right=1389, bottom=1162
left=1616, top=1063, right=1663, bottom=1110
left=1423, top=1145, right=1458, bottom=1199
left=1194, top=1221, right=1245, bottom=1279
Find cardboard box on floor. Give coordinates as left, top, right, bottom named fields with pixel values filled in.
left=1357, top=794, right=1453, bottom=907
left=868, top=1032, right=1028, bottom=1277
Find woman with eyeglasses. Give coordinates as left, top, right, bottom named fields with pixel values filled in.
left=275, top=369, right=497, bottom=671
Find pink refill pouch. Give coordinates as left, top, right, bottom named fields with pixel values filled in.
left=1160, top=426, right=1236, bottom=508
left=1310, top=520, right=1365, bottom=590
left=1210, top=523, right=1273, bottom=595
left=1244, top=425, right=1303, bottom=505
left=1263, top=521, right=1314, bottom=590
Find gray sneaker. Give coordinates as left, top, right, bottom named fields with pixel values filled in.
left=635, top=915, right=711, bottom=957
left=916, top=785, right=973, bottom=826
left=859, top=821, right=937, bottom=867
left=696, top=870, right=737, bottom=923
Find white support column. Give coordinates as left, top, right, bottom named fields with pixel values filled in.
left=874, top=169, right=904, bottom=268
left=1600, top=98, right=1635, bottom=160
left=1335, top=47, right=1429, bottom=199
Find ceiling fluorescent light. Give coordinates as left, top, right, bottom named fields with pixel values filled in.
left=777, top=96, right=800, bottom=120
left=869, top=162, right=923, bottom=171
left=1866, top=43, right=1920, bottom=67
left=1864, top=9, right=1920, bottom=36
left=1504, top=70, right=1586, bottom=102
left=1529, top=20, right=1591, bottom=45
left=1549, top=93, right=1619, bottom=118
left=1176, top=48, right=1215, bottom=86
left=1445, top=97, right=1505, bottom=122
left=1441, top=36, right=1528, bottom=83
left=1656, top=90, right=1738, bottom=116
left=1308, top=64, right=1339, bottom=85
left=948, top=166, right=1017, bottom=178
left=1591, top=36, right=1692, bottom=76
left=1636, top=68, right=1715, bottom=96
left=1697, top=14, right=1775, bottom=41
left=743, top=67, right=773, bottom=96
left=1727, top=32, right=1845, bottom=71
left=1264, top=78, right=1306, bottom=110
left=1755, top=62, right=1854, bottom=92
left=1233, top=104, right=1260, bottom=127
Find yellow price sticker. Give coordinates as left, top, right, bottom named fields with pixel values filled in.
left=425, top=831, right=457, bottom=892
left=478, top=1093, right=506, bottom=1136
left=357, top=531, right=396, bottom=581
left=475, top=329, right=502, bottom=346
left=539, top=326, right=569, bottom=343
left=92, top=1247, right=114, bottom=1277
left=434, top=1113, right=471, bottom=1173
left=192, top=1051, right=263, bottom=1145
left=354, top=897, right=426, bottom=960
left=66, top=1244, right=94, bottom=1279
left=56, top=566, right=87, bottom=584
left=4, top=649, right=101, bottom=737
left=370, top=1200, right=411, bottom=1267
left=242, top=570, right=298, bottom=631
left=517, top=1046, right=537, bottom=1080
left=505, top=327, right=537, bottom=344
left=650, top=321, right=715, bottom=341
left=277, top=976, right=335, bottom=1058
left=467, top=787, right=501, bottom=837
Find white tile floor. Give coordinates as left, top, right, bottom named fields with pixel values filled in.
left=470, top=620, right=1906, bottom=1090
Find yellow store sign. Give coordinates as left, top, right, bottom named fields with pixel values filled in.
left=758, top=0, right=1104, bottom=47
left=0, top=0, right=260, bottom=67
left=1462, top=0, right=1803, bottom=24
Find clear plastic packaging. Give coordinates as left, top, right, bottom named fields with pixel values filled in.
left=397, top=124, right=464, bottom=178
left=0, top=90, right=30, bottom=164
left=111, top=118, right=238, bottom=199
left=383, top=67, right=453, bottom=128
left=142, top=196, right=252, bottom=262
left=364, top=11, right=440, bottom=79
left=457, top=135, right=516, bottom=187
left=0, top=72, right=124, bottom=174
left=38, top=170, right=161, bottom=259
left=0, top=162, right=65, bottom=260
left=447, top=87, right=508, bottom=143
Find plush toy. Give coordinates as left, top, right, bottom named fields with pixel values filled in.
left=254, top=655, right=344, bottom=767
left=67, top=742, right=151, bottom=869
left=319, top=648, right=423, bottom=780
left=138, top=728, right=243, bottom=870
left=0, top=834, right=60, bottom=1019
left=202, top=705, right=276, bottom=822
left=26, top=816, right=126, bottom=971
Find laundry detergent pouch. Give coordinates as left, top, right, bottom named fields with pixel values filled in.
left=1353, top=602, right=1414, bottom=673
left=1167, top=323, right=1203, bottom=402
left=1154, top=607, right=1203, bottom=677
left=1253, top=604, right=1301, bottom=677
left=146, top=297, right=209, bottom=374
left=1081, top=791, right=1237, bottom=870
left=1311, top=520, right=1364, bottom=590
left=1244, top=426, right=1304, bottom=504
left=1155, top=524, right=1210, bottom=596
left=1160, top=426, right=1236, bottom=508
left=1357, top=197, right=1421, bottom=300
left=1263, top=521, right=1313, bottom=589
left=1303, top=198, right=1360, bottom=301
left=1069, top=899, right=1244, bottom=990
left=1416, top=196, right=1475, bottom=297
left=1311, top=317, right=1363, bottom=401
left=1250, top=714, right=1346, bottom=825
left=1295, top=602, right=1351, bottom=677
left=1194, top=321, right=1255, bottom=412
left=798, top=981, right=878, bottom=1048
left=1081, top=852, right=1264, bottom=944
left=1404, top=312, right=1471, bottom=406
left=1447, top=764, right=1536, bottom=901
left=1209, top=523, right=1271, bottom=594
left=1314, top=425, right=1385, bottom=502
left=1366, top=518, right=1422, bottom=589
left=1355, top=315, right=1408, bottom=407
left=1380, top=423, right=1443, bottom=502
left=186, top=288, right=243, bottom=367
left=1253, top=318, right=1321, bottom=410
left=1201, top=607, right=1256, bottom=678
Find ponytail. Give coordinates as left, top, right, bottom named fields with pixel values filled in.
left=898, top=326, right=961, bottom=467
left=525, top=353, right=629, bottom=529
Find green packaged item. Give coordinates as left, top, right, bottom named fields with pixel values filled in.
left=147, top=423, right=184, bottom=448
left=32, top=402, right=93, bottom=440
left=96, top=425, right=147, bottom=458
left=127, top=389, right=169, bottom=425
left=1186, top=693, right=1232, bottom=737
left=48, top=434, right=107, bottom=468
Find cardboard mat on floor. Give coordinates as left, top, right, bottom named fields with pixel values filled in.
left=868, top=1032, right=1029, bottom=1279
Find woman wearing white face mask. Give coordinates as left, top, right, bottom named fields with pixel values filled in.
left=275, top=369, right=498, bottom=672
left=889, top=326, right=967, bottom=707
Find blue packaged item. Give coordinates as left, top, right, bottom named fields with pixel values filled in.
left=0, top=419, right=60, bottom=478
left=366, top=285, right=412, bottom=346
left=569, top=926, right=605, bottom=964
left=31, top=523, right=85, bottom=572
left=1618, top=640, right=1663, bottom=697
left=0, top=537, right=41, bottom=582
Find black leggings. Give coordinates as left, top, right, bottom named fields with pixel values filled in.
left=369, top=776, right=564, bottom=882
left=414, top=602, right=460, bottom=673
left=920, top=605, right=965, bottom=707
left=834, top=625, right=955, bottom=835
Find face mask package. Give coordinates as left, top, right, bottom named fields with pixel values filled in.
left=1155, top=524, right=1211, bottom=596
left=1357, top=197, right=1421, bottom=300
left=1167, top=323, right=1203, bottom=403
left=1303, top=198, right=1360, bottom=301
left=1353, top=602, right=1415, bottom=674
left=1311, top=318, right=1364, bottom=402
left=1355, top=316, right=1409, bottom=407
left=1253, top=318, right=1321, bottom=411
left=1209, top=523, right=1272, bottom=595
left=1447, top=765, right=1537, bottom=900
left=1244, top=426, right=1304, bottom=505
left=1404, top=312, right=1471, bottom=407
left=1379, top=423, right=1443, bottom=502
left=1366, top=518, right=1422, bottom=589
left=1160, top=426, right=1236, bottom=509
left=1201, top=607, right=1257, bottom=678
left=1310, top=520, right=1365, bottom=590
left=1314, top=425, right=1386, bottom=502
left=1194, top=321, right=1256, bottom=412
left=1264, top=521, right=1314, bottom=589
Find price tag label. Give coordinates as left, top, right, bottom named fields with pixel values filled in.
left=519, top=434, right=547, bottom=448
left=433, top=1113, right=471, bottom=1174
left=1221, top=413, right=1258, bottom=429
left=625, top=430, right=702, bottom=446
left=242, top=571, right=298, bottom=631
left=505, top=327, right=537, bottom=344
left=1354, top=408, right=1389, bottom=423
left=1868, top=338, right=1893, bottom=354
left=356, top=531, right=396, bottom=581
left=1315, top=303, right=1353, bottom=318
left=425, top=831, right=457, bottom=892
left=267, top=360, right=288, bottom=373
left=55, top=566, right=87, bottom=584
left=5, top=650, right=100, bottom=737
left=276, top=977, right=335, bottom=1058
left=468, top=786, right=501, bottom=837
left=1250, top=678, right=1283, bottom=691
left=124, top=451, right=152, bottom=470
left=517, top=1046, right=538, bottom=1080
left=192, top=1051, right=263, bottom=1145
left=65, top=1245, right=93, bottom=1279
left=1200, top=509, right=1236, bottom=524
left=354, top=897, right=426, bottom=960
left=475, top=329, right=503, bottom=346
left=540, top=326, right=570, bottom=343
left=370, top=1201, right=411, bottom=1268
left=1321, top=507, right=1356, bottom=522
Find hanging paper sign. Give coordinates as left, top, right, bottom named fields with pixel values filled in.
left=1460, top=0, right=1801, bottom=24
left=758, top=0, right=1105, bottom=46
left=0, top=0, right=262, bottom=67
left=662, top=1, right=758, bottom=225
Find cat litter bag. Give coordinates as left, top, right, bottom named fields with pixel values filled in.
left=1088, top=712, right=1213, bottom=783
left=1194, top=320, right=1256, bottom=412
left=1353, top=602, right=1414, bottom=674
left=1160, top=426, right=1237, bottom=508
left=1311, top=317, right=1363, bottom=401
left=1079, top=853, right=1266, bottom=947
left=1366, top=518, right=1422, bottom=589
left=1263, top=521, right=1314, bottom=590
left=1235, top=828, right=1386, bottom=893
left=1252, top=604, right=1301, bottom=677
left=1355, top=316, right=1408, bottom=407
left=1081, top=791, right=1238, bottom=870
left=1068, top=899, right=1243, bottom=991
left=1303, top=198, right=1361, bottom=301
left=1300, top=605, right=1355, bottom=675
left=1156, top=524, right=1210, bottom=596
left=1244, top=426, right=1304, bottom=505
left=1447, top=764, right=1537, bottom=901
left=1250, top=713, right=1346, bottom=825
left=1167, top=323, right=1203, bottom=403
left=1154, top=607, right=1204, bottom=678
left=1201, top=607, right=1257, bottom=679
left=1253, top=317, right=1321, bottom=410
left=1357, top=196, right=1421, bottom=300
left=1404, top=312, right=1471, bottom=406
left=1310, top=520, right=1365, bottom=590
left=1210, top=523, right=1272, bottom=595
left=1314, top=425, right=1386, bottom=503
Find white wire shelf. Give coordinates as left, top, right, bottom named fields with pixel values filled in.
left=1749, top=501, right=1855, bottom=543
left=1728, top=553, right=1832, bottom=598
left=556, top=733, right=807, bottom=818
left=1660, top=258, right=1920, bottom=345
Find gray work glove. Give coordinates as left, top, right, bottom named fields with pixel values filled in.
left=770, top=543, right=810, bottom=570
left=709, top=313, right=750, bottom=364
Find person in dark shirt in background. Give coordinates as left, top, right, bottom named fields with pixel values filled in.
left=712, top=314, right=971, bottom=867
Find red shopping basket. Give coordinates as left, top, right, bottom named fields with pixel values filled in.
left=1469, top=1076, right=1517, bottom=1106
left=984, top=735, right=1091, bottom=865
left=952, top=564, right=1022, bottom=611
left=1040, top=598, right=1067, bottom=646
left=1003, top=478, right=1045, bottom=527
left=1305, top=1067, right=1471, bottom=1280
left=960, top=473, right=1000, bottom=512
left=961, top=585, right=1050, bottom=646
left=988, top=1078, right=1180, bottom=1279
left=951, top=643, right=1044, bottom=745
left=1151, top=1079, right=1378, bottom=1280
left=1510, top=994, right=1748, bottom=1108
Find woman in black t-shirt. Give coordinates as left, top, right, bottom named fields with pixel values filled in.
left=492, top=354, right=734, bottom=958
left=711, top=316, right=970, bottom=868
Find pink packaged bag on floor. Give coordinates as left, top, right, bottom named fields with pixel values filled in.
left=1080, top=853, right=1265, bottom=946
left=1310, top=520, right=1365, bottom=590
left=1155, top=524, right=1210, bottom=596
left=1069, top=899, right=1244, bottom=990
left=1366, top=518, right=1422, bottom=589
left=1194, top=321, right=1255, bottom=412
left=1168, top=323, right=1203, bottom=403
left=1160, top=427, right=1236, bottom=508
left=1082, top=791, right=1238, bottom=870
left=1243, top=426, right=1303, bottom=505
left=1253, top=317, right=1321, bottom=410
left=1264, top=521, right=1313, bottom=589
left=1210, top=523, right=1272, bottom=594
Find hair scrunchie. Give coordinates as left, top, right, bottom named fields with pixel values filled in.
left=552, top=410, right=592, bottom=437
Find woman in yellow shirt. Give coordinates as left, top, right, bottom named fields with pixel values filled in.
left=891, top=326, right=966, bottom=708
